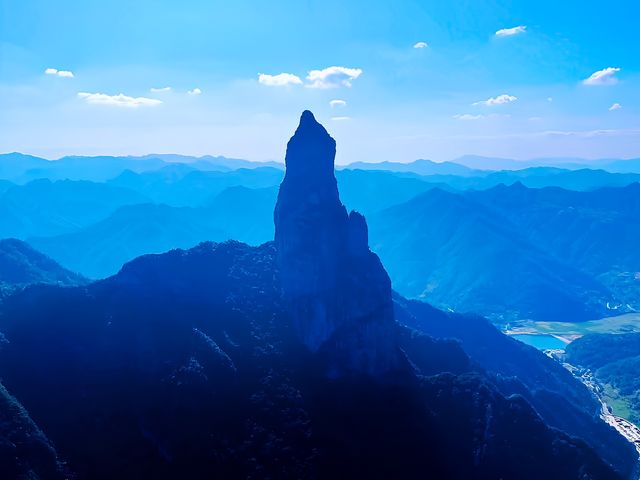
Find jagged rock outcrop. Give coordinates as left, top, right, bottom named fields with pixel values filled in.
left=274, top=111, right=402, bottom=376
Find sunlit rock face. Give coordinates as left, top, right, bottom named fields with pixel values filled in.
left=274, top=110, right=402, bottom=376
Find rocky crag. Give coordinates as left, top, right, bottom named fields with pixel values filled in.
left=275, top=111, right=402, bottom=376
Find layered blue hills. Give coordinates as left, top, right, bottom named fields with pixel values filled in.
left=0, top=113, right=639, bottom=478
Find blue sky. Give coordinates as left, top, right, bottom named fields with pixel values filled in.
left=1, top=0, right=639, bottom=163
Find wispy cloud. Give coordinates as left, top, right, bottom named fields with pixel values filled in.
left=258, top=73, right=302, bottom=86
left=329, top=99, right=347, bottom=108
left=45, top=68, right=74, bottom=78
left=187, top=87, right=202, bottom=95
left=609, top=103, right=622, bottom=111
left=306, top=66, right=362, bottom=89
left=473, top=94, right=517, bottom=106
left=453, top=114, right=484, bottom=121
left=413, top=41, right=428, bottom=49
left=454, top=113, right=510, bottom=121
left=77, top=92, right=162, bottom=107
left=495, top=25, right=526, bottom=37
left=331, top=116, right=351, bottom=121
left=540, top=129, right=640, bottom=138
left=150, top=86, right=171, bottom=93
left=448, top=128, right=640, bottom=141
left=583, top=67, right=621, bottom=86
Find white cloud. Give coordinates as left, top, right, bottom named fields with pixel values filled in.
left=454, top=113, right=510, bottom=121
left=453, top=114, right=484, bottom=121
left=258, top=73, right=302, bottom=87
left=495, top=25, right=526, bottom=37
left=583, top=67, right=621, bottom=86
left=329, top=99, right=347, bottom=108
left=473, top=94, right=517, bottom=106
left=306, top=66, right=362, bottom=89
left=187, top=87, right=202, bottom=95
left=44, top=68, right=74, bottom=78
left=547, top=97, right=553, bottom=102
left=77, top=92, right=162, bottom=107
left=413, top=41, right=428, bottom=49
left=150, top=86, right=172, bottom=93
left=331, top=116, right=351, bottom=121
left=609, top=103, right=622, bottom=111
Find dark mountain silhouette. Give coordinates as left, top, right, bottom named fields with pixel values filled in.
left=0, top=383, right=69, bottom=480
left=393, top=295, right=636, bottom=475
left=274, top=110, right=403, bottom=375
left=0, top=238, right=84, bottom=288
left=0, top=112, right=634, bottom=479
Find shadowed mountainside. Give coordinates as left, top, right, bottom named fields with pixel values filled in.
left=0, top=383, right=69, bottom=480
left=0, top=112, right=635, bottom=479
left=0, top=238, right=85, bottom=288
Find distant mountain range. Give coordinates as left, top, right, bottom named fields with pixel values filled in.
left=2, top=150, right=640, bottom=321
left=0, top=152, right=283, bottom=184
left=341, top=158, right=479, bottom=176
left=440, top=155, right=640, bottom=173
left=369, top=183, right=640, bottom=321
left=0, top=113, right=634, bottom=479
left=0, top=178, right=150, bottom=238
left=4, top=152, right=640, bottom=185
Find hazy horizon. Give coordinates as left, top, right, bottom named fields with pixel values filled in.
left=2, top=149, right=639, bottom=167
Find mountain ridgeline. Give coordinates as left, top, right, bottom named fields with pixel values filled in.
left=0, top=238, right=84, bottom=288
left=0, top=112, right=636, bottom=479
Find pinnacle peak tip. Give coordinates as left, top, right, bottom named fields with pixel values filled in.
left=300, top=110, right=316, bottom=123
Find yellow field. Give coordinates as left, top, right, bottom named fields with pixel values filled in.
left=506, top=313, right=640, bottom=342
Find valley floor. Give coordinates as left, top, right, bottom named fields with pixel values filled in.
left=503, top=313, right=640, bottom=340
left=505, top=316, right=640, bottom=467
left=568, top=365, right=640, bottom=458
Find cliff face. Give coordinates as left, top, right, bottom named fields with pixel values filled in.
left=274, top=111, right=401, bottom=376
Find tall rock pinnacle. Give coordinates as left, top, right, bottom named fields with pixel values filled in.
left=274, top=111, right=402, bottom=376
